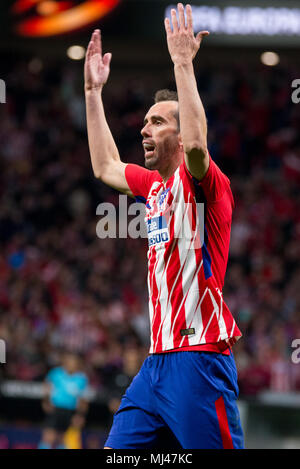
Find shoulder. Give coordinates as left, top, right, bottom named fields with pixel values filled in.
left=75, top=373, right=88, bottom=388
left=180, top=155, right=232, bottom=204
left=125, top=164, right=161, bottom=201
left=46, top=366, right=61, bottom=380
left=125, top=164, right=160, bottom=182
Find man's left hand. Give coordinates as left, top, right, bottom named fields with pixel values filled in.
left=165, top=3, right=209, bottom=66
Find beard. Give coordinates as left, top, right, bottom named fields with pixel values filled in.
left=145, top=153, right=159, bottom=169
left=144, top=138, right=179, bottom=171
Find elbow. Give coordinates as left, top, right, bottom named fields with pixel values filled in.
left=92, top=161, right=108, bottom=181
left=93, top=170, right=102, bottom=180
left=92, top=166, right=101, bottom=179
left=184, top=141, right=208, bottom=159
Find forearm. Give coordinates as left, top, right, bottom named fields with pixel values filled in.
left=174, top=61, right=207, bottom=155
left=85, top=87, right=120, bottom=179
left=77, top=399, right=88, bottom=414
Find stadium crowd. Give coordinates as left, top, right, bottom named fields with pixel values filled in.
left=0, top=54, right=300, bottom=405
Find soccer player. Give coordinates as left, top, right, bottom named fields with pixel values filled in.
left=84, top=3, right=244, bottom=449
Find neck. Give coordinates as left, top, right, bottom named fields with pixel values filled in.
left=159, top=153, right=183, bottom=184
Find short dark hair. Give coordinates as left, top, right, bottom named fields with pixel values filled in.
left=154, top=89, right=180, bottom=130
left=154, top=89, right=178, bottom=103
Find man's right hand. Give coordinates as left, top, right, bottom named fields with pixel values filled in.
left=42, top=399, right=54, bottom=414
left=84, top=29, right=112, bottom=92
left=84, top=30, right=132, bottom=197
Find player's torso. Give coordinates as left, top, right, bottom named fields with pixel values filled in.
left=50, top=369, right=85, bottom=408
left=145, top=165, right=204, bottom=297
left=144, top=164, right=239, bottom=353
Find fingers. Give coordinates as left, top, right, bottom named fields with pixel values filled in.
left=196, top=30, right=210, bottom=46
left=168, top=4, right=191, bottom=33
left=196, top=31, right=210, bottom=39
left=92, top=29, right=102, bottom=56
left=177, top=3, right=186, bottom=30
left=166, top=4, right=210, bottom=40
left=86, top=28, right=108, bottom=62
left=164, top=17, right=172, bottom=35
left=86, top=39, right=94, bottom=57
left=171, top=8, right=179, bottom=33
left=186, top=4, right=193, bottom=32
left=102, top=52, right=112, bottom=67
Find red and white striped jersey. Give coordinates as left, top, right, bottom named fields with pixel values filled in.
left=125, top=155, right=242, bottom=354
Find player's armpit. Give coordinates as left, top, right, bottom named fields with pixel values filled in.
left=184, top=145, right=210, bottom=181
left=184, top=153, right=232, bottom=204
left=95, top=160, right=133, bottom=197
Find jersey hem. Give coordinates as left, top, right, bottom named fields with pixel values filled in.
left=149, top=337, right=242, bottom=356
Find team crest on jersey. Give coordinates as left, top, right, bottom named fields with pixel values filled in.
left=158, top=188, right=170, bottom=210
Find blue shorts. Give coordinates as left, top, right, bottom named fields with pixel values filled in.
left=105, top=351, right=244, bottom=449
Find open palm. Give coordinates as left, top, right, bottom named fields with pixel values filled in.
left=165, top=4, right=209, bottom=65
left=84, top=29, right=112, bottom=91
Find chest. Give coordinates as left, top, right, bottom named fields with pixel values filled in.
left=145, top=176, right=198, bottom=250
left=54, top=373, right=82, bottom=396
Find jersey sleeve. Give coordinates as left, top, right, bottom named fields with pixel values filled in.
left=45, top=367, right=57, bottom=384
left=79, top=375, right=89, bottom=398
left=183, top=154, right=232, bottom=204
left=125, top=164, right=160, bottom=203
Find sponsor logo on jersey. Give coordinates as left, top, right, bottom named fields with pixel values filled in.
left=147, top=215, right=169, bottom=247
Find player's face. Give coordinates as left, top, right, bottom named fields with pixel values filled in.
left=63, top=354, right=80, bottom=373
left=141, top=101, right=181, bottom=171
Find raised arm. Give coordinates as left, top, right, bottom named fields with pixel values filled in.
left=165, top=3, right=210, bottom=180
left=84, top=29, right=132, bottom=196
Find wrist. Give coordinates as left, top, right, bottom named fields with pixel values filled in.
left=84, top=84, right=104, bottom=94
left=173, top=60, right=194, bottom=69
